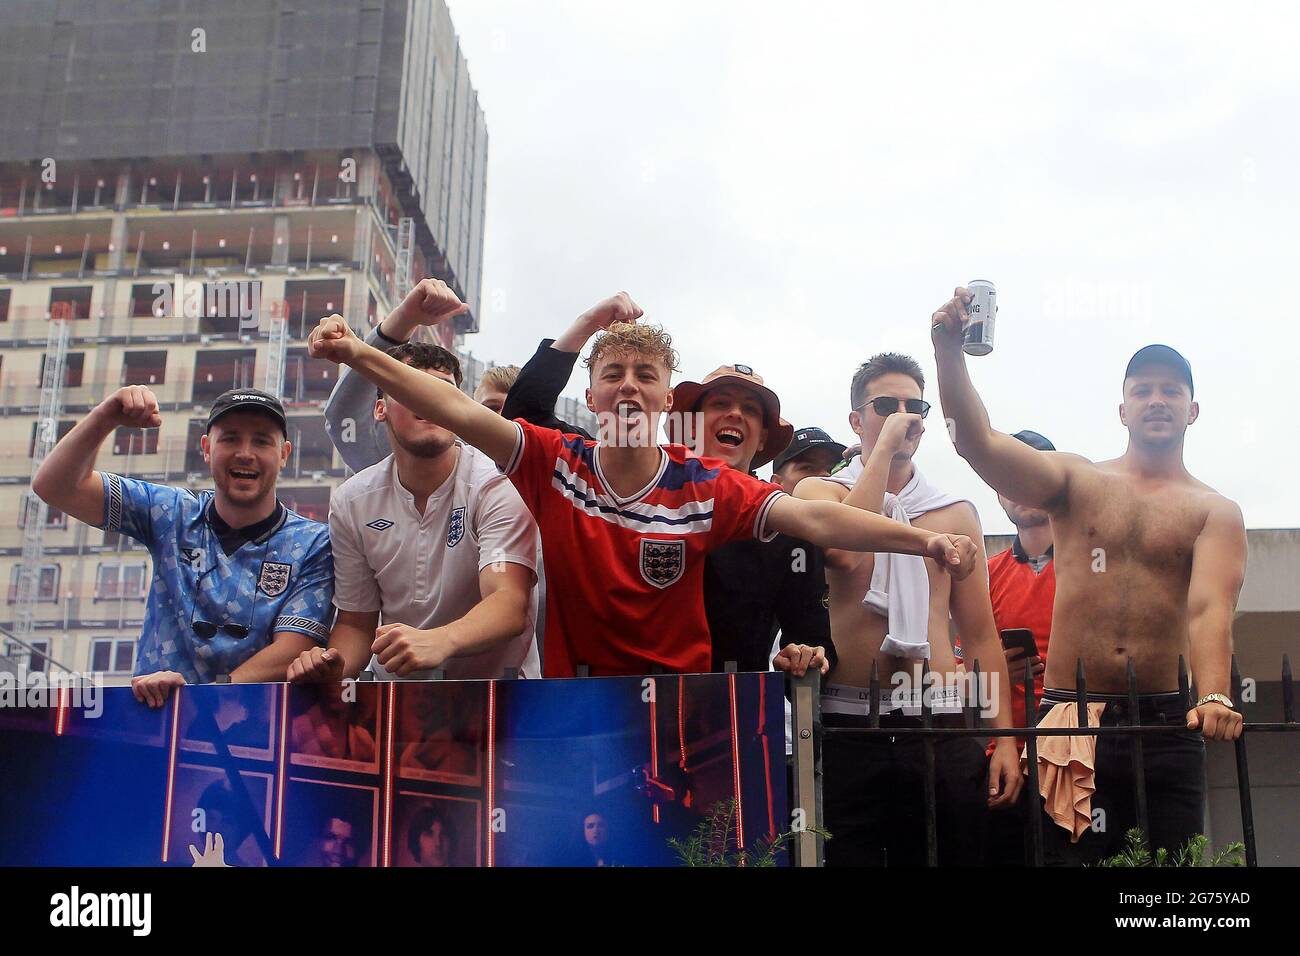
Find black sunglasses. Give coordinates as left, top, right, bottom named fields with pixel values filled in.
left=858, top=396, right=931, bottom=418
left=191, top=583, right=256, bottom=639
left=188, top=542, right=265, bottom=640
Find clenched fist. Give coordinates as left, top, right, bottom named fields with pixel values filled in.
left=371, top=623, right=454, bottom=677
left=578, top=292, right=644, bottom=333
left=390, top=278, right=470, bottom=330
left=307, top=314, right=364, bottom=365
left=923, top=532, right=979, bottom=580
left=286, top=646, right=347, bottom=684
left=101, top=385, right=162, bottom=429
left=875, top=411, right=925, bottom=455
left=930, top=286, right=972, bottom=350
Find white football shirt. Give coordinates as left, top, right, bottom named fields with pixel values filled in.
left=329, top=444, right=540, bottom=679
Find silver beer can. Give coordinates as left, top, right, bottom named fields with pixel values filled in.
left=963, top=280, right=996, bottom=356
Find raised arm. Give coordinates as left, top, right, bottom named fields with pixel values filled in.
left=502, top=293, right=644, bottom=432
left=324, top=279, right=470, bottom=472
left=824, top=411, right=926, bottom=573
left=31, top=385, right=161, bottom=526
left=765, top=495, right=978, bottom=578
left=930, top=287, right=1075, bottom=509
left=1184, top=497, right=1247, bottom=741
left=309, top=315, right=518, bottom=468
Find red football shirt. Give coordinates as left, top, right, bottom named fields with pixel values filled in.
left=986, top=543, right=1056, bottom=731
left=503, top=419, right=786, bottom=677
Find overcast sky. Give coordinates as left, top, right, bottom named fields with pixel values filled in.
left=447, top=0, right=1298, bottom=533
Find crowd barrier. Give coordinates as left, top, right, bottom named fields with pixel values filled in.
left=0, top=670, right=789, bottom=867
left=1, top=656, right=1292, bottom=867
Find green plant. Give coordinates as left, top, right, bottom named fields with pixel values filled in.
left=1095, top=828, right=1245, bottom=867
left=667, top=799, right=829, bottom=867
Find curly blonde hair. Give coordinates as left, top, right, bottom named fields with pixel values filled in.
left=583, top=322, right=680, bottom=377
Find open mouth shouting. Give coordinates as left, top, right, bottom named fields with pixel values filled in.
left=715, top=427, right=745, bottom=448
left=229, top=468, right=260, bottom=482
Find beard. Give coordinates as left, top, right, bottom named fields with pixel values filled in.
left=390, top=428, right=456, bottom=459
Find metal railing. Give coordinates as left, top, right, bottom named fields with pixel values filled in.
left=787, top=652, right=1298, bottom=867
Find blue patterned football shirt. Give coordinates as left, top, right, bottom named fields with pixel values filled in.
left=100, top=474, right=334, bottom=683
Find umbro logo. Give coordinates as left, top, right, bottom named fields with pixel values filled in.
left=365, top=518, right=395, bottom=531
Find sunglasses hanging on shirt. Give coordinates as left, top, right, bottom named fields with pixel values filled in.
left=189, top=537, right=271, bottom=641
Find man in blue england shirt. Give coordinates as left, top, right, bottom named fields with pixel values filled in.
left=33, top=385, right=334, bottom=707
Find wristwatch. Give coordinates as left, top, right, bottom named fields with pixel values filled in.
left=1195, top=693, right=1234, bottom=709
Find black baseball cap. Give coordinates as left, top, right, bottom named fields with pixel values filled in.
left=206, top=388, right=288, bottom=436
left=1124, top=344, right=1194, bottom=398
left=1011, top=429, right=1055, bottom=452
left=772, top=426, right=847, bottom=472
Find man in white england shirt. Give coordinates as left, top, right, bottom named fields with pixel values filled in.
left=287, top=339, right=539, bottom=682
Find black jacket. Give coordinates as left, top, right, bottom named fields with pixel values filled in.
left=501, top=339, right=593, bottom=439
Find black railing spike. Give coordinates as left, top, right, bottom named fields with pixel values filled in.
left=1022, top=653, right=1035, bottom=729
left=1076, top=658, right=1088, bottom=729
left=869, top=658, right=881, bottom=729
left=920, top=659, right=931, bottom=725
left=1178, top=655, right=1190, bottom=713
left=970, top=659, right=983, bottom=730
left=1283, top=654, right=1294, bottom=724
left=1022, top=662, right=1044, bottom=867
left=919, top=659, right=938, bottom=867
left=1126, top=658, right=1150, bottom=844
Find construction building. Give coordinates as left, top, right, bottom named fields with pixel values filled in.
left=0, top=1, right=600, bottom=682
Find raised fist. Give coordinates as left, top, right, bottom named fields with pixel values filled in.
left=579, top=292, right=644, bottom=332
left=307, top=314, right=363, bottom=365
left=103, top=385, right=162, bottom=429
left=876, top=411, right=925, bottom=454
left=395, top=278, right=470, bottom=326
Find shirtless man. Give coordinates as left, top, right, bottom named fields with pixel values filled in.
left=930, top=286, right=1246, bottom=864
left=795, top=352, right=1021, bottom=867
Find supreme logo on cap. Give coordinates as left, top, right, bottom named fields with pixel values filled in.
left=733, top=364, right=753, bottom=375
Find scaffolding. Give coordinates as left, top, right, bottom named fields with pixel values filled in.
left=264, top=306, right=288, bottom=399
left=394, top=216, right=415, bottom=300
left=14, top=312, right=70, bottom=664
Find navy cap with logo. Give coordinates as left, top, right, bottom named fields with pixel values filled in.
left=1011, top=429, right=1055, bottom=452
left=1124, top=344, right=1194, bottom=398
left=772, top=426, right=848, bottom=472
left=206, top=388, right=288, bottom=436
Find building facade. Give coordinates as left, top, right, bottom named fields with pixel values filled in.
left=0, top=0, right=504, bottom=682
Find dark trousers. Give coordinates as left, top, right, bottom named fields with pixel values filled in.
left=823, top=712, right=988, bottom=867
left=1036, top=691, right=1206, bottom=866
left=982, top=785, right=1033, bottom=866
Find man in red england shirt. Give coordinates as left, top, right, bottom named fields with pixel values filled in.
left=983, top=428, right=1057, bottom=865
left=306, top=285, right=980, bottom=677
